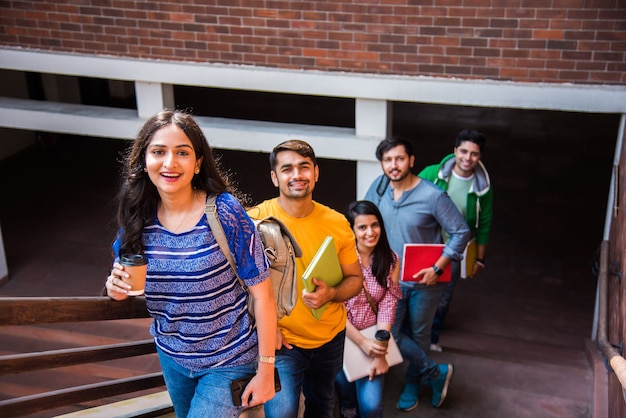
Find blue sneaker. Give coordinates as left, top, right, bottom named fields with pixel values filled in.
left=429, top=363, right=454, bottom=407
left=396, top=382, right=419, bottom=411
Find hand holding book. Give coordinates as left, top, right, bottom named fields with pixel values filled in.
left=302, top=236, right=343, bottom=319
left=401, top=244, right=451, bottom=283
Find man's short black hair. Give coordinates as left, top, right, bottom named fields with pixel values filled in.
left=375, top=136, right=414, bottom=161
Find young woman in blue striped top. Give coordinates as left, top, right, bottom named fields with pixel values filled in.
left=105, top=109, right=277, bottom=417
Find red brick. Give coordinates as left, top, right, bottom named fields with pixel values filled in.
left=490, top=18, right=518, bottom=28
left=420, top=7, right=447, bottom=17
left=546, top=40, right=577, bottom=50
left=487, top=57, right=517, bottom=67
left=419, top=64, right=444, bottom=73
left=461, top=37, right=488, bottom=47
left=597, top=31, right=626, bottom=41
left=474, top=48, right=501, bottom=57
left=433, top=36, right=460, bottom=46
left=518, top=39, right=547, bottom=49
left=546, top=59, right=575, bottom=69
left=462, top=17, right=490, bottom=27
left=554, top=0, right=584, bottom=6
left=448, top=7, right=476, bottom=17
left=476, top=28, right=504, bottom=38
left=317, top=40, right=340, bottom=49
left=459, top=56, right=486, bottom=66
left=434, top=17, right=461, bottom=26
left=589, top=72, right=622, bottom=82
left=527, top=69, right=559, bottom=80
left=595, top=51, right=625, bottom=61
left=266, top=55, right=291, bottom=65
left=505, top=8, right=534, bottom=19
left=289, top=39, right=316, bottom=48
left=530, top=49, right=560, bottom=59
left=599, top=9, right=626, bottom=20
left=568, top=10, right=599, bottom=20
left=464, top=0, right=492, bottom=6
left=392, top=44, right=417, bottom=53
left=328, top=31, right=352, bottom=41
left=445, top=65, right=471, bottom=75
left=432, top=55, right=459, bottom=64
left=536, top=9, right=566, bottom=19
left=392, top=63, right=418, bottom=72
left=520, top=18, right=549, bottom=29
left=256, top=9, right=277, bottom=18
left=476, top=8, right=505, bottom=18
left=518, top=58, right=547, bottom=68
left=370, top=43, right=393, bottom=52
left=559, top=70, right=590, bottom=80
left=500, top=67, right=528, bottom=78
left=577, top=61, right=607, bottom=71
left=419, top=45, right=445, bottom=55
left=471, top=66, right=500, bottom=78
left=407, top=16, right=434, bottom=25
left=406, top=54, right=431, bottom=64
left=534, top=29, right=564, bottom=40
left=489, top=38, right=516, bottom=48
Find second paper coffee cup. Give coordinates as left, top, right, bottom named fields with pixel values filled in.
left=375, top=329, right=390, bottom=349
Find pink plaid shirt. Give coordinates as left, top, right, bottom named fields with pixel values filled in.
left=345, top=251, right=402, bottom=330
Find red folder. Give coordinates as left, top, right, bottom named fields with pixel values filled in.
left=401, top=243, right=451, bottom=283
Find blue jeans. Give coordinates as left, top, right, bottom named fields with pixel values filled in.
left=335, top=369, right=385, bottom=418
left=264, top=329, right=345, bottom=418
left=392, top=284, right=446, bottom=382
left=157, top=347, right=258, bottom=418
left=431, top=260, right=461, bottom=344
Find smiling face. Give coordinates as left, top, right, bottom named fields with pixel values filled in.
left=270, top=149, right=319, bottom=200
left=380, top=144, right=415, bottom=183
left=144, top=124, right=202, bottom=197
left=453, top=140, right=481, bottom=177
left=352, top=213, right=381, bottom=253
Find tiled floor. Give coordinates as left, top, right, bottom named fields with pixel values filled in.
left=0, top=105, right=620, bottom=417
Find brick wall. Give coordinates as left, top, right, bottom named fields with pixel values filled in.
left=1, top=0, right=625, bottom=85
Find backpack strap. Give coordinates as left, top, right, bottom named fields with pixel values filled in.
left=375, top=175, right=390, bottom=204
left=255, top=216, right=302, bottom=258
left=362, top=282, right=379, bottom=317
left=204, top=194, right=247, bottom=290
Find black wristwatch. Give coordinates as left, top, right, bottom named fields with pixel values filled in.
left=432, top=265, right=444, bottom=276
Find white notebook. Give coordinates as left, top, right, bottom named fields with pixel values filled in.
left=342, top=325, right=404, bottom=382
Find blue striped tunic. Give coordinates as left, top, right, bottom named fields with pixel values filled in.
left=114, top=193, right=270, bottom=371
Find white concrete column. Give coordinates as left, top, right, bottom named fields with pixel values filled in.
left=355, top=98, right=390, bottom=199
left=135, top=81, right=174, bottom=119
left=357, top=160, right=382, bottom=200
left=355, top=98, right=391, bottom=138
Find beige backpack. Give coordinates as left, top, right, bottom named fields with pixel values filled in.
left=205, top=195, right=302, bottom=319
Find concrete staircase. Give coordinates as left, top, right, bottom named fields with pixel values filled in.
left=0, top=319, right=164, bottom=417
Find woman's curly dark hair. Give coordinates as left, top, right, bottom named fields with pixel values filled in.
left=114, top=109, right=242, bottom=257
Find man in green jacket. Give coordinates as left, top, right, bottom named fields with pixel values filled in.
left=419, top=129, right=493, bottom=352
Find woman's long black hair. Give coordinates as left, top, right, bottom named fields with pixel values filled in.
left=347, top=200, right=394, bottom=289
left=114, top=109, right=239, bottom=257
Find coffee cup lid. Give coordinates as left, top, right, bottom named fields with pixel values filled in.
left=121, top=253, right=148, bottom=266
left=375, top=329, right=390, bottom=341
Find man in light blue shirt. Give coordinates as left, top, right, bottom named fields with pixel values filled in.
left=364, top=136, right=471, bottom=412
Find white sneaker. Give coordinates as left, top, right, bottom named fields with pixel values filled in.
left=430, top=343, right=443, bottom=352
